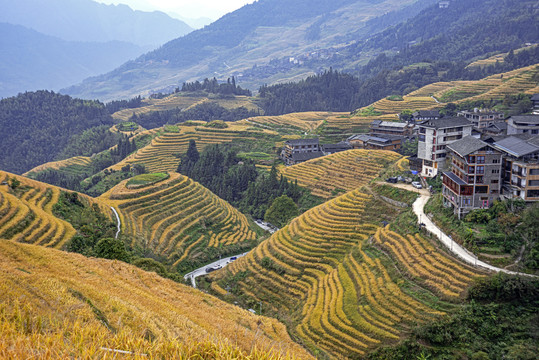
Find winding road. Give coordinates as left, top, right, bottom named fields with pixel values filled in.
left=110, top=207, right=121, bottom=239
left=383, top=183, right=534, bottom=276
left=183, top=252, right=249, bottom=288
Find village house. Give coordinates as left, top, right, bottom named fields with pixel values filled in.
left=347, top=134, right=403, bottom=151
left=280, top=138, right=323, bottom=165
left=417, top=117, right=474, bottom=177
left=412, top=110, right=440, bottom=123
left=442, top=136, right=503, bottom=218
left=457, top=109, right=505, bottom=129
left=482, top=122, right=508, bottom=137
left=321, top=142, right=351, bottom=155
left=493, top=135, right=539, bottom=201
left=369, top=120, right=414, bottom=137
left=507, top=115, right=539, bottom=135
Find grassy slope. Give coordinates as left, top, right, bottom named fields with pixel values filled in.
left=0, top=240, right=312, bottom=359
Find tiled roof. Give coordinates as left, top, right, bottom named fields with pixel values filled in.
left=419, top=116, right=472, bottom=129
left=285, top=138, right=319, bottom=146
left=493, top=136, right=539, bottom=157
left=447, top=136, right=493, bottom=157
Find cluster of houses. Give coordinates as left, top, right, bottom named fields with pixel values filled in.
left=280, top=94, right=539, bottom=218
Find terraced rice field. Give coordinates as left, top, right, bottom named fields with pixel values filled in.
left=280, top=150, right=403, bottom=198
left=112, top=94, right=261, bottom=121
left=100, top=173, right=257, bottom=268
left=368, top=96, right=439, bottom=114
left=243, top=112, right=344, bottom=132
left=24, top=156, right=92, bottom=177
left=114, top=122, right=276, bottom=173
left=374, top=226, right=478, bottom=299
left=0, top=171, right=77, bottom=248
left=212, top=188, right=478, bottom=358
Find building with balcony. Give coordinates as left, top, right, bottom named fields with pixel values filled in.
left=442, top=136, right=503, bottom=218
left=417, top=117, right=474, bottom=177
left=369, top=120, right=414, bottom=137
left=457, top=109, right=505, bottom=129
left=493, top=135, right=539, bottom=201
left=507, top=115, right=539, bottom=135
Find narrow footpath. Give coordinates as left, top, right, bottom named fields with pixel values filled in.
left=382, top=183, right=533, bottom=276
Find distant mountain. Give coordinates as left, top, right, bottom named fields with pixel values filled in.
left=63, top=0, right=435, bottom=101
left=172, top=14, right=214, bottom=29
left=0, top=23, right=145, bottom=98
left=0, top=0, right=193, bottom=47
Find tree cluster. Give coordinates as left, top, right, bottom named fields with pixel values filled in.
left=181, top=77, right=251, bottom=96
left=0, top=91, right=114, bottom=174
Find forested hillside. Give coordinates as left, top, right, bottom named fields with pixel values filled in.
left=0, top=91, right=113, bottom=174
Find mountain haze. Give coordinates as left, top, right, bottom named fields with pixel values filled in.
left=0, top=23, right=144, bottom=98
left=63, top=0, right=433, bottom=100
left=0, top=0, right=193, bottom=47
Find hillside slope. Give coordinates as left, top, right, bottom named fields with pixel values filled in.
left=0, top=240, right=312, bottom=359
left=100, top=172, right=258, bottom=272
left=63, top=0, right=430, bottom=100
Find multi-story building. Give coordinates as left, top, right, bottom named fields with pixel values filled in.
left=493, top=135, right=539, bottom=201
left=457, top=109, right=505, bottom=129
left=417, top=117, right=473, bottom=177
left=369, top=120, right=414, bottom=137
left=442, top=136, right=503, bottom=218
left=280, top=138, right=323, bottom=165
left=531, top=94, right=539, bottom=115
left=507, top=115, right=539, bottom=135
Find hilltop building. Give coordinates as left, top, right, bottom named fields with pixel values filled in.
left=369, top=120, right=414, bottom=137
left=442, top=136, right=503, bottom=218
left=507, top=115, right=539, bottom=135
left=457, top=109, right=505, bottom=130
left=280, top=138, right=323, bottom=165
left=417, top=117, right=474, bottom=177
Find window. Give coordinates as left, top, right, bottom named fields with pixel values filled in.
left=527, top=189, right=539, bottom=198
left=476, top=176, right=484, bottom=184
left=530, top=169, right=539, bottom=176
left=468, top=166, right=475, bottom=174
left=491, top=179, right=499, bottom=184
left=492, top=169, right=500, bottom=174
left=467, top=156, right=476, bottom=163
left=529, top=180, right=539, bottom=187
left=476, top=166, right=484, bottom=174
left=463, top=198, right=471, bottom=206
left=419, top=135, right=426, bottom=142
left=476, top=186, right=488, bottom=194
left=476, top=156, right=485, bottom=164
left=493, top=158, right=499, bottom=164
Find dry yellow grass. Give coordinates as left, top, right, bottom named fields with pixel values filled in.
left=0, top=240, right=312, bottom=359
left=280, top=149, right=403, bottom=198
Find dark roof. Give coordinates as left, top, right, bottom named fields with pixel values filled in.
left=493, top=136, right=539, bottom=157
left=291, top=151, right=323, bottom=162
left=531, top=94, right=539, bottom=101
left=443, top=171, right=467, bottom=186
left=527, top=135, right=539, bottom=147
left=413, top=110, right=440, bottom=118
left=348, top=134, right=403, bottom=143
left=322, top=142, right=351, bottom=151
left=419, top=116, right=472, bottom=129
left=371, top=120, right=409, bottom=128
left=447, top=136, right=494, bottom=157
left=490, top=122, right=507, bottom=130
left=508, top=115, right=539, bottom=125
left=286, top=138, right=319, bottom=146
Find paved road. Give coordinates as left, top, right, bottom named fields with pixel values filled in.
left=183, top=252, right=249, bottom=288
left=254, top=220, right=278, bottom=234
left=111, top=207, right=121, bottom=239
left=379, top=182, right=533, bottom=276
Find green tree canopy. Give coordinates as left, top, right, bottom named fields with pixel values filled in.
left=264, top=195, right=299, bottom=228
left=94, top=237, right=130, bottom=262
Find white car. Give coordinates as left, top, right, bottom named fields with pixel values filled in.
left=411, top=181, right=422, bottom=189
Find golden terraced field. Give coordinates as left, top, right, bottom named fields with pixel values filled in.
left=100, top=172, right=257, bottom=269
left=0, top=241, right=311, bottom=359
left=211, top=188, right=480, bottom=358
left=0, top=171, right=78, bottom=249
left=279, top=149, right=403, bottom=198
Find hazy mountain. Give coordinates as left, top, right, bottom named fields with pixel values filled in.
left=171, top=14, right=214, bottom=29
left=0, top=0, right=193, bottom=47
left=63, top=0, right=435, bottom=101
left=0, top=23, right=146, bottom=98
